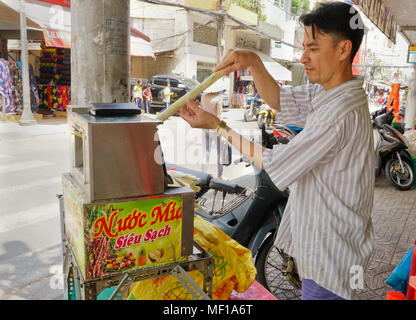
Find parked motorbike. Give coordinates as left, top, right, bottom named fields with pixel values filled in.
left=268, top=123, right=303, bottom=144
left=257, top=104, right=276, bottom=129
left=165, top=126, right=302, bottom=299
left=372, top=110, right=415, bottom=190
left=243, top=94, right=262, bottom=122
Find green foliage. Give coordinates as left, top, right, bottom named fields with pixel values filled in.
left=292, top=0, right=300, bottom=9
left=302, top=0, right=310, bottom=11
left=291, top=0, right=310, bottom=15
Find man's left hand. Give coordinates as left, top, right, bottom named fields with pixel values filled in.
left=178, top=99, right=220, bottom=130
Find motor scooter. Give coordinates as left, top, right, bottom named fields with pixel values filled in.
left=267, top=123, right=303, bottom=144
left=257, top=104, right=276, bottom=129
left=373, top=111, right=415, bottom=190
left=165, top=126, right=302, bottom=299
left=243, top=94, right=262, bottom=122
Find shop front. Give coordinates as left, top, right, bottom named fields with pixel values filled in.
left=1, top=36, right=72, bottom=117
left=0, top=0, right=154, bottom=119
left=0, top=1, right=43, bottom=119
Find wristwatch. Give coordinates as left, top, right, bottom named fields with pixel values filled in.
left=215, top=120, right=228, bottom=135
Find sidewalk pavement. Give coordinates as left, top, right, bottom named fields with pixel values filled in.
left=357, top=176, right=416, bottom=300
left=0, top=117, right=69, bottom=141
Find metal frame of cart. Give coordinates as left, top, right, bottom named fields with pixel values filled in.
left=58, top=195, right=215, bottom=300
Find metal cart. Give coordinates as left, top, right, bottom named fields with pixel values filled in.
left=59, top=104, right=214, bottom=300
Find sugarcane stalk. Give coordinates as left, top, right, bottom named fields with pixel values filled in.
left=156, top=71, right=224, bottom=121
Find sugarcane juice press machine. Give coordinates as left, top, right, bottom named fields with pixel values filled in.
left=59, top=103, right=214, bottom=300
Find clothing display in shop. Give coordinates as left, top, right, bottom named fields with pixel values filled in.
left=38, top=41, right=71, bottom=111
left=232, top=93, right=247, bottom=106
left=0, top=58, right=12, bottom=112
left=57, top=49, right=71, bottom=86
left=9, top=61, right=23, bottom=113
left=40, top=83, right=71, bottom=111
left=29, top=64, right=40, bottom=113
left=235, top=69, right=253, bottom=94
left=232, top=68, right=254, bottom=107
left=0, top=59, right=23, bottom=114
left=39, top=42, right=57, bottom=84
left=239, top=69, right=251, bottom=77
left=39, top=43, right=71, bottom=85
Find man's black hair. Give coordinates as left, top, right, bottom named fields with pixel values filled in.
left=299, top=1, right=364, bottom=63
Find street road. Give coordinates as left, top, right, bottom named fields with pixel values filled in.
left=0, top=109, right=258, bottom=300
left=0, top=118, right=69, bottom=299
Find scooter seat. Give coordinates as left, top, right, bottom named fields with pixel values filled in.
left=165, top=163, right=212, bottom=187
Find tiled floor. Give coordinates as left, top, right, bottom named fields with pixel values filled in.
left=357, top=177, right=416, bottom=300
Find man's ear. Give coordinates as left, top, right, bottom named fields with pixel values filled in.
left=339, top=40, right=353, bottom=62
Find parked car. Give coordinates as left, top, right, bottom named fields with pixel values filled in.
left=148, top=74, right=200, bottom=110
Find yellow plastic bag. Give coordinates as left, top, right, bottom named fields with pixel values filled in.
left=127, top=215, right=257, bottom=300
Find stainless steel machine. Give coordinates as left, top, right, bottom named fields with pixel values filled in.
left=60, top=103, right=213, bottom=300
left=68, top=104, right=167, bottom=202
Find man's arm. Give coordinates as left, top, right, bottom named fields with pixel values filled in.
left=218, top=122, right=265, bottom=169
left=249, top=57, right=281, bottom=111
left=213, top=50, right=281, bottom=111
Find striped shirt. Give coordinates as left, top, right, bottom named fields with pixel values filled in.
left=262, top=77, right=375, bottom=299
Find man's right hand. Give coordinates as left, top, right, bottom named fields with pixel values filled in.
left=213, top=49, right=262, bottom=76
left=213, top=49, right=281, bottom=111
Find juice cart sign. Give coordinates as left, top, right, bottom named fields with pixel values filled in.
left=408, top=45, right=416, bottom=64
left=85, top=196, right=184, bottom=279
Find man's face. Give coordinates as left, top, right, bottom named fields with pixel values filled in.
left=300, top=26, right=342, bottom=88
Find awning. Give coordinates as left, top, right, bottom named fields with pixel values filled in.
left=43, top=27, right=154, bottom=57
left=42, top=27, right=154, bottom=58
left=351, top=0, right=398, bottom=44
left=0, top=1, right=44, bottom=40
left=0, top=1, right=41, bottom=29
left=0, top=0, right=71, bottom=32
left=43, top=28, right=71, bottom=48
left=0, top=0, right=155, bottom=57
left=258, top=52, right=292, bottom=82
left=237, top=48, right=292, bottom=82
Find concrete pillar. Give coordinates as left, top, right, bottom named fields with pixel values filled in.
left=19, top=0, right=36, bottom=125
left=405, top=65, right=416, bottom=130
left=71, top=0, right=130, bottom=105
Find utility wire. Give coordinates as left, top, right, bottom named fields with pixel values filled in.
left=137, top=0, right=302, bottom=50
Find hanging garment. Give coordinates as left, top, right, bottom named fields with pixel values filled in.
left=0, top=58, right=13, bottom=112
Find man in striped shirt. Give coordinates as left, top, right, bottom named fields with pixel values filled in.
left=178, top=2, right=374, bottom=300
